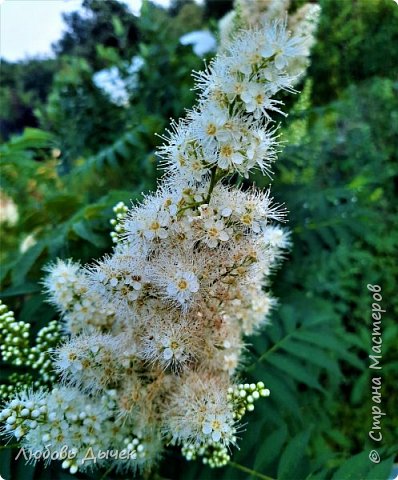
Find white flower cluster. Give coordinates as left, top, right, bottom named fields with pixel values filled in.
left=54, top=332, right=126, bottom=393
left=43, top=259, right=115, bottom=334
left=219, top=0, right=321, bottom=84
left=0, top=388, right=156, bottom=474
left=1, top=21, right=305, bottom=473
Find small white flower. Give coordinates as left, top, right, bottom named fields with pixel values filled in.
left=223, top=353, right=238, bottom=373
left=246, top=128, right=276, bottom=172
left=166, top=271, right=199, bottom=305
left=202, top=413, right=231, bottom=442
left=217, top=141, right=245, bottom=169
left=193, top=102, right=228, bottom=139
left=161, top=337, right=184, bottom=362
left=240, top=82, right=284, bottom=120
left=261, top=22, right=306, bottom=70
left=262, top=225, right=290, bottom=248
left=202, top=218, right=230, bottom=248
left=143, top=210, right=170, bottom=240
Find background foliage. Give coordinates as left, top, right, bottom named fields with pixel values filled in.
left=0, top=0, right=397, bottom=479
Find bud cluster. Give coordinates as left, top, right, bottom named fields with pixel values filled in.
left=110, top=201, right=128, bottom=243
left=0, top=302, right=62, bottom=399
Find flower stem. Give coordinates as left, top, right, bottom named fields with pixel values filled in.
left=0, top=443, right=19, bottom=450
left=229, top=461, right=275, bottom=480
left=205, top=166, right=219, bottom=203
left=99, top=464, right=114, bottom=480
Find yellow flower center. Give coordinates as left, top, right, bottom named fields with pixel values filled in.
left=150, top=221, right=160, bottom=231
left=211, top=420, right=221, bottom=430
left=208, top=227, right=219, bottom=238
left=177, top=279, right=188, bottom=290
left=220, top=145, right=233, bottom=157
left=255, top=94, right=264, bottom=105
left=241, top=213, right=253, bottom=225
left=207, top=123, right=217, bottom=135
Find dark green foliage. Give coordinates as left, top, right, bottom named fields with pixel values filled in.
left=37, top=1, right=203, bottom=163
left=37, top=56, right=128, bottom=163
left=309, top=0, right=398, bottom=104
left=52, top=0, right=139, bottom=71
left=254, top=76, right=398, bottom=476
left=204, top=0, right=233, bottom=19
left=0, top=59, right=56, bottom=140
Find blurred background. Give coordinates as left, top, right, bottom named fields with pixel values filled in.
left=0, top=0, right=397, bottom=479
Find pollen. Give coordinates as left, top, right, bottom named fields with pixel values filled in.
left=255, top=93, right=264, bottom=105
left=177, top=279, right=188, bottom=290
left=220, top=145, right=233, bottom=157
left=150, top=221, right=160, bottom=231
left=207, top=123, right=217, bottom=135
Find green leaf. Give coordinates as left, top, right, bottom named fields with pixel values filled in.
left=254, top=423, right=288, bottom=471
left=11, top=242, right=47, bottom=285
left=260, top=366, right=301, bottom=415
left=293, top=331, right=364, bottom=370
left=277, top=430, right=311, bottom=480
left=281, top=339, right=341, bottom=377
left=331, top=451, right=377, bottom=480
left=72, top=221, right=106, bottom=248
left=266, top=353, right=324, bottom=391
left=0, top=283, right=41, bottom=298
left=365, top=455, right=395, bottom=480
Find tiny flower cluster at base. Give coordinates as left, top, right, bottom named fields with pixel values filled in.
left=0, top=302, right=62, bottom=400
left=1, top=19, right=306, bottom=475
left=182, top=440, right=231, bottom=468
left=110, top=201, right=128, bottom=243
left=0, top=301, right=30, bottom=365
left=228, top=382, right=270, bottom=420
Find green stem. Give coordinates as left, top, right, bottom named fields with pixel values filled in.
left=229, top=461, right=275, bottom=480
left=0, top=443, right=19, bottom=450
left=245, top=318, right=326, bottom=372
left=205, top=166, right=219, bottom=203
left=177, top=201, right=202, bottom=217
left=99, top=464, right=114, bottom=480
left=245, top=329, right=295, bottom=372
left=176, top=167, right=227, bottom=217
left=293, top=217, right=344, bottom=233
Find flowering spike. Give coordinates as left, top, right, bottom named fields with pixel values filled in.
left=1, top=20, right=307, bottom=474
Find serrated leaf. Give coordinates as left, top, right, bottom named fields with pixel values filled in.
left=331, top=451, right=376, bottom=480
left=294, top=331, right=364, bottom=369
left=11, top=242, right=47, bottom=285
left=281, top=339, right=341, bottom=377
left=260, top=366, right=301, bottom=415
left=254, top=423, right=288, bottom=471
left=277, top=430, right=311, bottom=480
left=266, top=353, right=324, bottom=391
left=72, top=221, right=106, bottom=248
